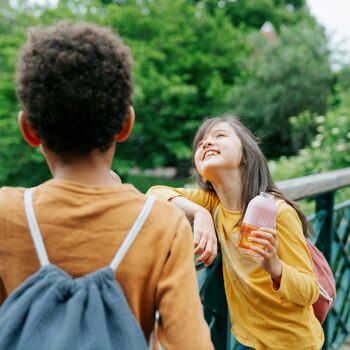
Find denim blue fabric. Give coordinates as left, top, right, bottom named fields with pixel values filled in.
left=237, top=342, right=255, bottom=350
left=0, top=264, right=148, bottom=350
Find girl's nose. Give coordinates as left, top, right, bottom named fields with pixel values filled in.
left=202, top=138, right=214, bottom=148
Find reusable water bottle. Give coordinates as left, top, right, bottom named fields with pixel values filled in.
left=237, top=192, right=277, bottom=252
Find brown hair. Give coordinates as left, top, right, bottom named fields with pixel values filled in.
left=192, top=115, right=312, bottom=238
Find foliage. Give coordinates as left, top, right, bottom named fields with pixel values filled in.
left=127, top=174, right=188, bottom=193
left=0, top=0, right=249, bottom=185
left=229, top=20, right=332, bottom=158
left=0, top=0, right=338, bottom=188
left=196, top=0, right=308, bottom=31
left=270, top=88, right=350, bottom=181
left=334, top=64, right=350, bottom=93
left=105, top=0, right=248, bottom=169
left=0, top=3, right=51, bottom=186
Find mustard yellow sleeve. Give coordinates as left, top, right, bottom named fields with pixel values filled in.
left=273, top=205, right=319, bottom=306
left=156, top=215, right=214, bottom=350
left=147, top=185, right=217, bottom=213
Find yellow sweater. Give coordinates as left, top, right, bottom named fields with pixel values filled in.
left=148, top=186, right=324, bottom=350
left=0, top=180, right=213, bottom=350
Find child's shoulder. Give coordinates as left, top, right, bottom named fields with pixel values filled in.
left=0, top=186, right=25, bottom=203
left=275, top=198, right=288, bottom=208
left=0, top=186, right=26, bottom=220
left=275, top=198, right=295, bottom=215
left=151, top=194, right=191, bottom=223
left=275, top=198, right=301, bottom=223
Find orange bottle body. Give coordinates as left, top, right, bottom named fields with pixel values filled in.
left=237, top=223, right=265, bottom=251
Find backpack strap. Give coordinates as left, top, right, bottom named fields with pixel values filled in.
left=24, top=188, right=50, bottom=266
left=24, top=188, right=156, bottom=270
left=110, top=195, right=156, bottom=272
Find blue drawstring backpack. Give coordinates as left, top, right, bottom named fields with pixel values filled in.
left=0, top=188, right=156, bottom=350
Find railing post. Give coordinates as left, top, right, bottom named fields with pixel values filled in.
left=315, top=191, right=335, bottom=350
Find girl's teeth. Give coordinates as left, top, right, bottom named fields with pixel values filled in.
left=206, top=151, right=217, bottom=158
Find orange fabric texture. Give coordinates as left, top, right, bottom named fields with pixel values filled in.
left=0, top=179, right=213, bottom=350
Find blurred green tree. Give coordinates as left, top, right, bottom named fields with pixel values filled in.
left=0, top=0, right=337, bottom=187
left=0, top=0, right=248, bottom=183
left=229, top=20, right=332, bottom=158
left=0, top=2, right=51, bottom=186
left=270, top=87, right=350, bottom=180
left=335, top=64, right=350, bottom=92
left=104, top=0, right=247, bottom=171
left=190, top=0, right=308, bottom=30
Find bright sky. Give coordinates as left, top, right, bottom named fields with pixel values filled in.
left=307, top=0, right=350, bottom=63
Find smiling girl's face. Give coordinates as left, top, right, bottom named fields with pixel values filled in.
left=194, top=121, right=243, bottom=182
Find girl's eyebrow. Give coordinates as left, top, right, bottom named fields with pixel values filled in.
left=212, top=129, right=229, bottom=133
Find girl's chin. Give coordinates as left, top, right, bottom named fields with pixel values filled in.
left=199, top=164, right=235, bottom=181
left=199, top=167, right=219, bottom=181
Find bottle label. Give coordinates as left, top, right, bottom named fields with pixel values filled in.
left=257, top=218, right=268, bottom=227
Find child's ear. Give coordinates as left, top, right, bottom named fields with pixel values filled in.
left=18, top=111, right=41, bottom=147
left=116, top=106, right=135, bottom=142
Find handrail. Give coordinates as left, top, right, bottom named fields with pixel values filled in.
left=277, top=167, right=350, bottom=201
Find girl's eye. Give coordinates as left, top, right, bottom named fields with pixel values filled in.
left=216, top=133, right=226, bottom=138
left=197, top=141, right=203, bottom=148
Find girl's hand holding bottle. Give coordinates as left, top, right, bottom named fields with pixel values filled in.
left=237, top=192, right=282, bottom=287
left=249, top=228, right=283, bottom=288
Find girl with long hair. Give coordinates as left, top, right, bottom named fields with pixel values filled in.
left=148, top=115, right=324, bottom=350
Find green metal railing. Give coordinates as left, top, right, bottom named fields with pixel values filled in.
left=197, top=167, right=350, bottom=350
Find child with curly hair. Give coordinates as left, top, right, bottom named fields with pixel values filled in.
left=0, top=21, right=213, bottom=350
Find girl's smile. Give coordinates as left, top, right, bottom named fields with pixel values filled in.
left=202, top=149, right=220, bottom=160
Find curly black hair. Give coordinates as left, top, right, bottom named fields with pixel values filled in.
left=16, top=21, right=133, bottom=155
